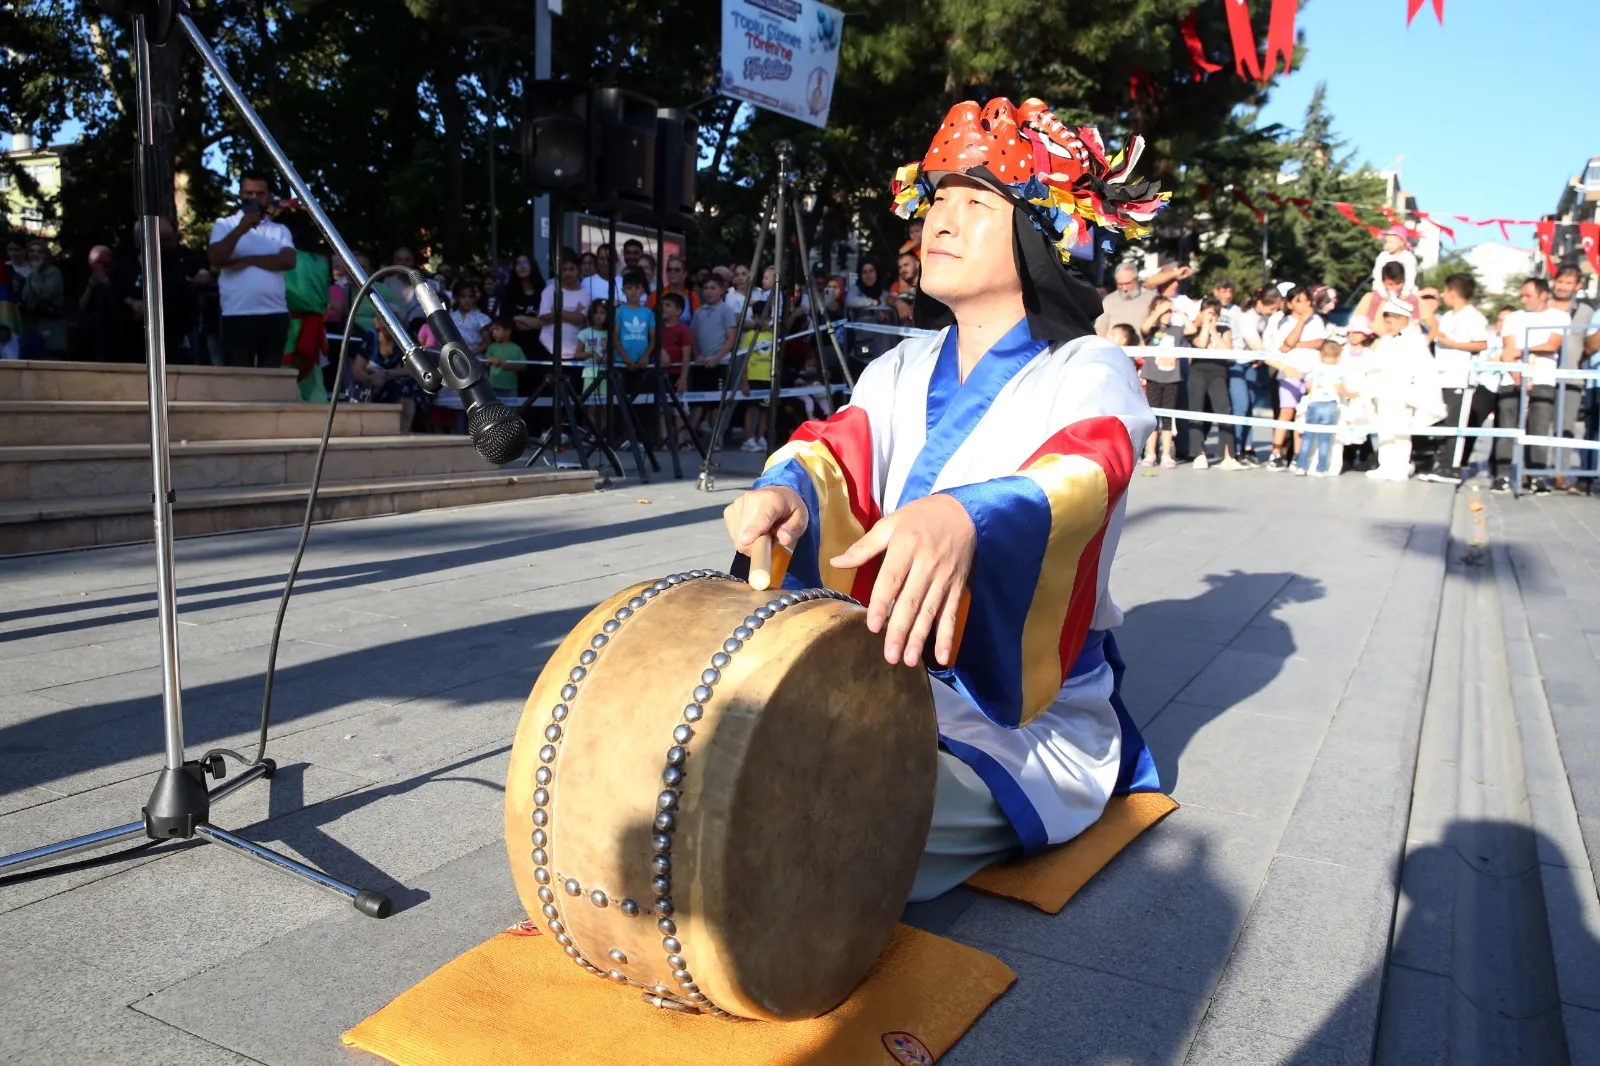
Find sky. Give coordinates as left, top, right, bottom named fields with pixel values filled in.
left=1257, top=0, right=1600, bottom=248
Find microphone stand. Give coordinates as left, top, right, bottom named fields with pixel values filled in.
left=0, top=1, right=418, bottom=917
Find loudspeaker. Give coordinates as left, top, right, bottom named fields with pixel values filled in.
left=655, top=108, right=699, bottom=225
left=521, top=81, right=597, bottom=197
left=592, top=88, right=657, bottom=215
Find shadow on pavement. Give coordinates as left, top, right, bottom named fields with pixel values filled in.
left=1368, top=819, right=1577, bottom=1065
left=0, top=503, right=724, bottom=643
left=1124, top=570, right=1325, bottom=797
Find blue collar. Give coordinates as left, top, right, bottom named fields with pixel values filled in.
left=898, top=319, right=1048, bottom=506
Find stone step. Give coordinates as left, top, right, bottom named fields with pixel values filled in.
left=0, top=436, right=497, bottom=501
left=0, top=467, right=596, bottom=555
left=0, top=360, right=299, bottom=402
left=0, top=400, right=403, bottom=446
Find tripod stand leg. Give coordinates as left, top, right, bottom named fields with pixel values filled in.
left=0, top=822, right=147, bottom=878
left=194, top=825, right=392, bottom=918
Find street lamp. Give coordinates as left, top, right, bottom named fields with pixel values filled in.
left=463, top=24, right=511, bottom=269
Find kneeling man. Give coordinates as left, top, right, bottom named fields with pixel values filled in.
left=725, top=98, right=1169, bottom=900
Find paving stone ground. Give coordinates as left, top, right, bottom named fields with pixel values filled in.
left=0, top=466, right=1578, bottom=1064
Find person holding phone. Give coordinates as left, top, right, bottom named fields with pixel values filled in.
left=207, top=171, right=296, bottom=368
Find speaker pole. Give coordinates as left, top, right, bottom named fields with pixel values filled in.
left=762, top=140, right=795, bottom=462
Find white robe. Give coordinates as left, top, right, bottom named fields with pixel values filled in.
left=755, top=319, right=1160, bottom=854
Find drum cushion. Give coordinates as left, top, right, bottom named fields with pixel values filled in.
left=343, top=922, right=1014, bottom=1066
left=964, top=791, right=1179, bottom=913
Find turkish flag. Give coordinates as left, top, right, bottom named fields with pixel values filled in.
left=1264, top=0, right=1296, bottom=79
left=1536, top=219, right=1557, bottom=276
left=1580, top=222, right=1600, bottom=275
left=1224, top=0, right=1263, bottom=82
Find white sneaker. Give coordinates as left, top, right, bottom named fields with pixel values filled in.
left=1193, top=454, right=1209, bottom=470
left=756, top=437, right=767, bottom=451
left=739, top=438, right=761, bottom=452
left=1217, top=456, right=1243, bottom=471
left=1291, top=465, right=1308, bottom=477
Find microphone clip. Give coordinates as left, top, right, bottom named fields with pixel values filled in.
left=402, top=346, right=445, bottom=395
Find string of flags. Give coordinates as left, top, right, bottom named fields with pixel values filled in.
left=1221, top=190, right=1596, bottom=275
left=1139, top=0, right=1446, bottom=98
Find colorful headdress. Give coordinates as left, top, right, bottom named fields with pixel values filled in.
left=891, top=98, right=1169, bottom=262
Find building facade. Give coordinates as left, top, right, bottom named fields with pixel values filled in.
left=1, top=134, right=65, bottom=239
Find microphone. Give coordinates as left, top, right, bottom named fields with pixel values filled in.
left=412, top=279, right=529, bottom=464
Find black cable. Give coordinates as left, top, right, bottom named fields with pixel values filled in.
left=203, top=265, right=422, bottom=771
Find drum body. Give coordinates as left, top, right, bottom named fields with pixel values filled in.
left=504, top=570, right=938, bottom=1021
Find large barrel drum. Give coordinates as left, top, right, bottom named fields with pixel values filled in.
left=504, top=570, right=938, bottom=1021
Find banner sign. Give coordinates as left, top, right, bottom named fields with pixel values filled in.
left=720, top=0, right=843, bottom=129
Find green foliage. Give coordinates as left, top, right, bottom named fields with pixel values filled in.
left=1, top=0, right=1384, bottom=289
left=1188, top=82, right=1385, bottom=303
left=1417, top=248, right=1480, bottom=294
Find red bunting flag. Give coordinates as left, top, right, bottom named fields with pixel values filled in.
left=1580, top=222, right=1600, bottom=275
left=1232, top=187, right=1265, bottom=223
left=1287, top=196, right=1315, bottom=222
left=1128, top=66, right=1156, bottom=102
left=1407, top=0, right=1445, bottom=26
left=1333, top=201, right=1382, bottom=236
left=1180, top=10, right=1223, bottom=80
left=1224, top=0, right=1263, bottom=82
left=1263, top=0, right=1296, bottom=80
left=1535, top=220, right=1557, bottom=276
left=1413, top=211, right=1455, bottom=242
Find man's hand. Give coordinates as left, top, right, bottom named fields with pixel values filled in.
left=830, top=494, right=975, bottom=669
left=723, top=485, right=808, bottom=553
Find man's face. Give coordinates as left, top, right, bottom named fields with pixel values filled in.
left=5, top=242, right=23, bottom=264
left=622, top=242, right=642, bottom=267
left=1156, top=278, right=1179, bottom=298
left=1213, top=285, right=1235, bottom=306
left=1383, top=276, right=1402, bottom=296
left=898, top=254, right=919, bottom=284
left=1553, top=271, right=1579, bottom=301
left=240, top=178, right=270, bottom=210
left=1520, top=283, right=1548, bottom=312
left=560, top=260, right=579, bottom=285
left=393, top=247, right=415, bottom=269
left=1114, top=267, right=1138, bottom=295
left=919, top=176, right=1021, bottom=311
left=908, top=218, right=924, bottom=251
left=597, top=247, right=614, bottom=274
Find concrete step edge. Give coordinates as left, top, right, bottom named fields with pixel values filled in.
left=1491, top=517, right=1600, bottom=1023
left=0, top=400, right=403, bottom=413
left=0, top=468, right=595, bottom=523
left=0, top=435, right=475, bottom=461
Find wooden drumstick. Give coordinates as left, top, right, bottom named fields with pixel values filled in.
left=748, top=534, right=775, bottom=591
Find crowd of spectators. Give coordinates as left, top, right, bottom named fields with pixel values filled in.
left=1096, top=228, right=1600, bottom=493
left=7, top=174, right=1597, bottom=486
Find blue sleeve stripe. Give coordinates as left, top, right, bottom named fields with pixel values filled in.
left=940, top=475, right=1054, bottom=728
left=753, top=458, right=824, bottom=589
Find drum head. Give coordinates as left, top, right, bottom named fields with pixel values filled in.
left=505, top=574, right=939, bottom=1020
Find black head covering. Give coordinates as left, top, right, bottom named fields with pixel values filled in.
left=911, top=167, right=1103, bottom=344
left=855, top=255, right=886, bottom=300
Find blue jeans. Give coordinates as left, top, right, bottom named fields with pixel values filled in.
left=1244, top=363, right=1275, bottom=455
left=1228, top=364, right=1250, bottom=449
left=1298, top=401, right=1338, bottom=473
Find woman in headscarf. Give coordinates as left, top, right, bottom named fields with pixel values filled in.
left=721, top=97, right=1169, bottom=901
left=845, top=255, right=890, bottom=309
